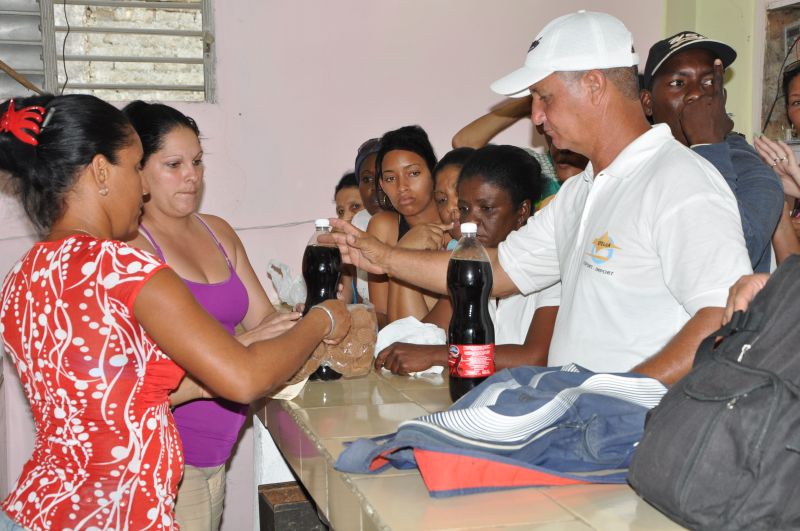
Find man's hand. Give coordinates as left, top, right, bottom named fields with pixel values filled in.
left=397, top=222, right=453, bottom=251
left=680, top=59, right=733, bottom=146
left=324, top=218, right=392, bottom=275
left=723, top=274, right=769, bottom=324
left=374, top=342, right=448, bottom=375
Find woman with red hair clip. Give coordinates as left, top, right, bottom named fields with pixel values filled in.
left=0, top=94, right=350, bottom=531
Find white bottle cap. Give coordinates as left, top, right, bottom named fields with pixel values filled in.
left=460, top=222, right=477, bottom=234
left=315, top=218, right=331, bottom=228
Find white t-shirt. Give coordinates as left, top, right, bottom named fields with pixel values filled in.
left=489, top=282, right=561, bottom=345
left=351, top=209, right=372, bottom=302
left=498, top=124, right=752, bottom=372
left=351, top=208, right=371, bottom=231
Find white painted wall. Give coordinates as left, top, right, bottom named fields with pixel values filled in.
left=0, top=1, right=664, bottom=529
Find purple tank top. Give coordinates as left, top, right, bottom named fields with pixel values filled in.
left=140, top=216, right=250, bottom=467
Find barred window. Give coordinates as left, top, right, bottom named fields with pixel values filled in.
left=0, top=0, right=215, bottom=102
left=0, top=0, right=50, bottom=99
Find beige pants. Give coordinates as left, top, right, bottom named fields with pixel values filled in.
left=174, top=464, right=226, bottom=531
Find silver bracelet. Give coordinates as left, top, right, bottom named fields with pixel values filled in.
left=310, top=304, right=335, bottom=337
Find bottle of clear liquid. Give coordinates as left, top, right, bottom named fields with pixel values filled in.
left=302, top=219, right=343, bottom=381
left=446, top=222, right=495, bottom=401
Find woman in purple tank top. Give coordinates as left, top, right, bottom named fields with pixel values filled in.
left=123, top=101, right=301, bottom=531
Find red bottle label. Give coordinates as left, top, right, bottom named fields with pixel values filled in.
left=448, top=344, right=495, bottom=377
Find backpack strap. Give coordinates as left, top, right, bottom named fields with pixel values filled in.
left=693, top=309, right=765, bottom=368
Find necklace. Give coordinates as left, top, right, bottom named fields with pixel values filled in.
left=69, top=229, right=95, bottom=237
left=49, top=228, right=99, bottom=239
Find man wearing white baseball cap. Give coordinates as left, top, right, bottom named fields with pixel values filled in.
left=330, top=11, right=752, bottom=385
left=489, top=10, right=640, bottom=98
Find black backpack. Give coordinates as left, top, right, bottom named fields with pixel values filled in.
left=628, top=255, right=800, bottom=531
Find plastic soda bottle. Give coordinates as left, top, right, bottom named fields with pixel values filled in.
left=447, top=222, right=494, bottom=401
left=302, top=219, right=343, bottom=381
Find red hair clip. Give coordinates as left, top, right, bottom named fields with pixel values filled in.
left=0, top=99, right=47, bottom=146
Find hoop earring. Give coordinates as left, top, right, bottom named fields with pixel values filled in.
left=376, top=182, right=395, bottom=212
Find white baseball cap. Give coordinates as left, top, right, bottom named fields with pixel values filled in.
left=491, top=10, right=639, bottom=98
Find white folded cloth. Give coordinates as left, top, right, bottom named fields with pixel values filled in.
left=375, top=316, right=445, bottom=376
left=268, top=377, right=309, bottom=400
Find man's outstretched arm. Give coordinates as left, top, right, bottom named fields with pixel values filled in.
left=326, top=218, right=520, bottom=297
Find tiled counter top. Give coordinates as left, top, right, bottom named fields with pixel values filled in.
left=260, top=371, right=685, bottom=531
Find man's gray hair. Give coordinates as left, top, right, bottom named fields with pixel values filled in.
left=558, top=66, right=640, bottom=100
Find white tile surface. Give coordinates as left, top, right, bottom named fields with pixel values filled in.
left=260, top=372, right=686, bottom=531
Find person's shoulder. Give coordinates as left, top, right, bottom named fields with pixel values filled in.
left=645, top=139, right=743, bottom=217
left=630, top=137, right=737, bottom=211
left=369, top=210, right=397, bottom=224
left=650, top=135, right=725, bottom=180
left=643, top=124, right=705, bottom=164
left=725, top=132, right=753, bottom=152
left=197, top=213, right=240, bottom=246
left=367, top=212, right=400, bottom=235
left=197, top=212, right=235, bottom=234
left=127, top=230, right=158, bottom=256
left=195, top=213, right=246, bottom=267
left=94, top=239, right=164, bottom=275
left=726, top=133, right=777, bottom=171
left=547, top=169, right=585, bottom=203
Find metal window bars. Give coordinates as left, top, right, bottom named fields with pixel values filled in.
left=42, top=0, right=214, bottom=101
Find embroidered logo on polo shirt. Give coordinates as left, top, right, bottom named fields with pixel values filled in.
left=586, top=232, right=621, bottom=265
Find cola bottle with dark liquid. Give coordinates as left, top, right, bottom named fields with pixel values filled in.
left=447, top=222, right=495, bottom=402
left=302, top=219, right=343, bottom=381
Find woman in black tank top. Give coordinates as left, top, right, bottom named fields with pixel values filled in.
left=397, top=214, right=412, bottom=239
left=365, top=125, right=442, bottom=327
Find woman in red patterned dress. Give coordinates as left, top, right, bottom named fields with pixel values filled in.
left=0, top=94, right=350, bottom=531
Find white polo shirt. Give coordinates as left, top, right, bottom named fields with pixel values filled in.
left=498, top=124, right=752, bottom=372
left=489, top=282, right=561, bottom=345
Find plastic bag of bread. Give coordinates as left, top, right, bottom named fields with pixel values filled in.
left=286, top=303, right=377, bottom=384
left=322, top=303, right=377, bottom=377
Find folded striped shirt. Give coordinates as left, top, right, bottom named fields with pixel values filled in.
left=336, top=364, right=667, bottom=497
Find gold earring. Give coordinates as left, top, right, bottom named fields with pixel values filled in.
left=99, top=187, right=109, bottom=196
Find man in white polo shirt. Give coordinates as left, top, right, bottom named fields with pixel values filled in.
left=330, top=11, right=752, bottom=385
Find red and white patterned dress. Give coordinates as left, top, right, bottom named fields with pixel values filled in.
left=0, top=235, right=186, bottom=531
